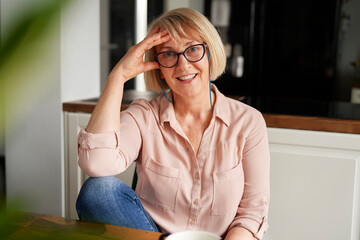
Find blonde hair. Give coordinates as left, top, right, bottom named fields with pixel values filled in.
left=144, top=8, right=226, bottom=92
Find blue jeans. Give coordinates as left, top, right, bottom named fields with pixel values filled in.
left=76, top=176, right=161, bottom=232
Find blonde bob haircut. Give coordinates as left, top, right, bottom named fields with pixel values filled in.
left=144, top=8, right=226, bottom=92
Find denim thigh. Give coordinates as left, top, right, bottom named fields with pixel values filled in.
left=76, top=176, right=160, bottom=232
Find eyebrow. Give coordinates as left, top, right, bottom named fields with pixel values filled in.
left=159, top=41, right=197, bottom=51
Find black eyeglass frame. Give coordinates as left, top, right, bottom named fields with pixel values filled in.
left=155, top=43, right=207, bottom=68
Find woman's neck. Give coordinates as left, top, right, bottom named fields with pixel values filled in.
left=172, top=90, right=215, bottom=119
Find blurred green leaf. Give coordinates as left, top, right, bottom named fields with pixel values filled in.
left=0, top=0, right=69, bottom=235
left=0, top=0, right=70, bottom=146
left=0, top=0, right=68, bottom=70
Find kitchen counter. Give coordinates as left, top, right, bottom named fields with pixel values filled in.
left=63, top=91, right=360, bottom=134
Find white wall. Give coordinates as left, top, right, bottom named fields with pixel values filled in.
left=2, top=0, right=100, bottom=217
left=164, top=0, right=204, bottom=13
left=61, top=0, right=100, bottom=102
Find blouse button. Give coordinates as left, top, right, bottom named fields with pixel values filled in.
left=193, top=199, right=198, bottom=206
left=194, top=173, right=199, bottom=180
left=190, top=219, right=195, bottom=225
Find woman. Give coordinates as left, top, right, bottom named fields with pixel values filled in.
left=76, top=8, right=270, bottom=240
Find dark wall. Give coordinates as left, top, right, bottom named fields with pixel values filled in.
left=206, top=0, right=341, bottom=101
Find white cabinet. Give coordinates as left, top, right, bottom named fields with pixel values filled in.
left=64, top=112, right=136, bottom=220
left=264, top=128, right=360, bottom=240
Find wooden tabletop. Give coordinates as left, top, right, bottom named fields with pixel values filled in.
left=63, top=97, right=360, bottom=134
left=4, top=212, right=162, bottom=240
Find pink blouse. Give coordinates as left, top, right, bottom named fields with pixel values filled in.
left=77, top=85, right=270, bottom=239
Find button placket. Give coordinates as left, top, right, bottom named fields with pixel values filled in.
left=186, top=130, right=208, bottom=230
left=188, top=163, right=201, bottom=229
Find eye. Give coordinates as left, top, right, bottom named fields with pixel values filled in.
left=163, top=52, right=176, bottom=57
left=188, top=46, right=200, bottom=52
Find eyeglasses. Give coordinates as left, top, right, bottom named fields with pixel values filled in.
left=155, top=44, right=206, bottom=68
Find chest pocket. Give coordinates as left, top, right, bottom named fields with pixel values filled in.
left=139, top=158, right=181, bottom=211
left=211, top=163, right=244, bottom=215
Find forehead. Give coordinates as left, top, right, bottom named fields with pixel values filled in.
left=156, top=25, right=202, bottom=50
left=165, top=38, right=199, bottom=48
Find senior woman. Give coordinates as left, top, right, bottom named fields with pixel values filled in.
left=76, top=8, right=270, bottom=240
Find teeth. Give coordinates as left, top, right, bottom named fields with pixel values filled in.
left=178, top=74, right=196, bottom=81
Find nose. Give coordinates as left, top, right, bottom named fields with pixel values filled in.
left=176, top=53, right=190, bottom=68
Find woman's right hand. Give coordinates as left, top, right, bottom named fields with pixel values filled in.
left=85, top=27, right=170, bottom=133
left=108, top=26, right=170, bottom=84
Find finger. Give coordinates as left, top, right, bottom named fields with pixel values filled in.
left=133, top=31, right=170, bottom=58
left=145, top=32, right=171, bottom=50
left=142, top=31, right=171, bottom=51
left=159, top=29, right=169, bottom=37
left=147, top=26, right=160, bottom=36
left=143, top=62, right=160, bottom=72
left=142, top=27, right=162, bottom=44
left=141, top=29, right=169, bottom=47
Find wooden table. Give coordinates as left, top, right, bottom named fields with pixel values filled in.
left=3, top=212, right=162, bottom=240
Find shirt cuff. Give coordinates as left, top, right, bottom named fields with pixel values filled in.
left=229, top=216, right=268, bottom=240
left=77, top=129, right=120, bottom=150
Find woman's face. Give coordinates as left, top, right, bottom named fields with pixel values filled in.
left=155, top=33, right=210, bottom=103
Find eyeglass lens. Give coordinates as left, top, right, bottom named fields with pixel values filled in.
left=156, top=44, right=205, bottom=68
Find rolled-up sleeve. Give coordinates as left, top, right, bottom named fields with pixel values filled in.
left=77, top=105, right=144, bottom=177
left=229, top=113, right=270, bottom=239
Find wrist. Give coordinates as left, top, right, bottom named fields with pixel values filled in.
left=107, top=69, right=128, bottom=85
left=225, top=226, right=256, bottom=240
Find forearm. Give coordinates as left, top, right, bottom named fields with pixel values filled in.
left=86, top=72, right=125, bottom=133
left=86, top=27, right=170, bottom=133
left=225, top=227, right=256, bottom=240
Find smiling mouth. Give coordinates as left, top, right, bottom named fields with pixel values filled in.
left=177, top=74, right=197, bottom=81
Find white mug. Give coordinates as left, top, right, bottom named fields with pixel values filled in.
left=159, top=230, right=222, bottom=240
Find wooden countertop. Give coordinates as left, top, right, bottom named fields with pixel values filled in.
left=4, top=212, right=161, bottom=240
left=63, top=98, right=360, bottom=134
left=262, top=113, right=360, bottom=134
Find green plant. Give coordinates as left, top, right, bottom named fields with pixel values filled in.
left=0, top=0, right=69, bottom=146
